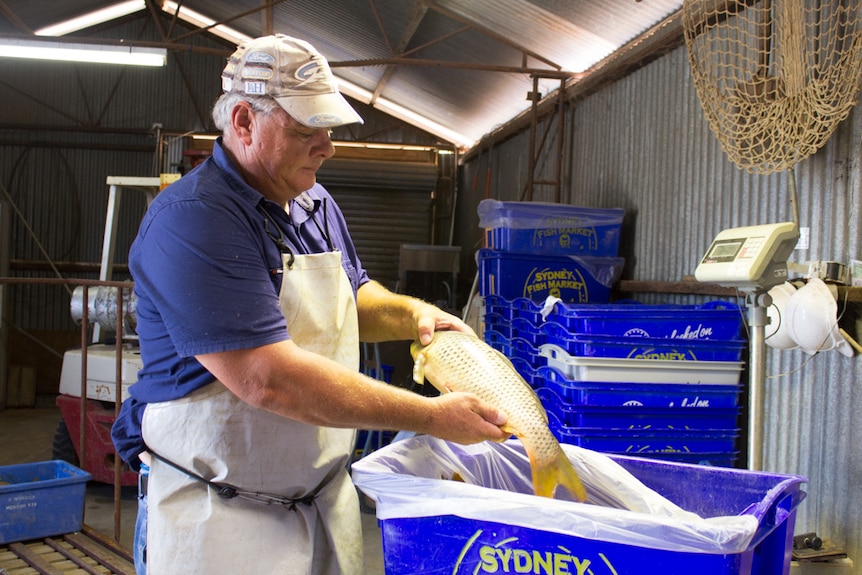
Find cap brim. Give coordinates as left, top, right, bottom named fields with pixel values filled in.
left=275, top=92, right=364, bottom=128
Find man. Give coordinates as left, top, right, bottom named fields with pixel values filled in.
left=111, top=34, right=508, bottom=574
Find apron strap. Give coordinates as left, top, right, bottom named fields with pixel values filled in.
left=146, top=448, right=317, bottom=510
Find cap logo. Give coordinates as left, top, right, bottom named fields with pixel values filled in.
left=241, top=68, right=273, bottom=80
left=246, top=51, right=275, bottom=64
left=295, top=60, right=329, bottom=85
left=307, top=114, right=341, bottom=127
left=244, top=81, right=266, bottom=95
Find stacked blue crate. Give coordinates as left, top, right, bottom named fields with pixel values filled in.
left=483, top=295, right=545, bottom=382
left=478, top=200, right=626, bottom=379
left=476, top=200, right=625, bottom=304
left=476, top=201, right=746, bottom=467
left=537, top=301, right=747, bottom=467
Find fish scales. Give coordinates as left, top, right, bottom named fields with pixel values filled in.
left=414, top=332, right=552, bottom=445
left=411, top=331, right=587, bottom=502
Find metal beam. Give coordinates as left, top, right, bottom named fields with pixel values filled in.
left=329, top=57, right=574, bottom=78
left=460, top=9, right=685, bottom=160
left=167, top=0, right=287, bottom=43
left=368, top=0, right=429, bottom=105
left=0, top=0, right=32, bottom=34
left=418, top=0, right=561, bottom=71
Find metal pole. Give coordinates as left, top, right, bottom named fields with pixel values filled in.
left=114, top=288, right=124, bottom=542
left=0, top=200, right=8, bottom=409
left=525, top=75, right=540, bottom=201
left=554, top=78, right=565, bottom=203
left=746, top=290, right=771, bottom=471
left=79, top=285, right=90, bottom=525
left=94, top=184, right=122, bottom=342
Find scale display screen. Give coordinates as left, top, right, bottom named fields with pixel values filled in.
left=704, top=239, right=744, bottom=262
left=695, top=222, right=799, bottom=289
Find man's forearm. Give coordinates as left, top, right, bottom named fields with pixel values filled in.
left=356, top=280, right=424, bottom=342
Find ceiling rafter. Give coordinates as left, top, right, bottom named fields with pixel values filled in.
left=368, top=0, right=429, bottom=105
left=0, top=0, right=687, bottom=149
left=0, top=0, right=31, bottom=34
left=418, top=0, right=562, bottom=71
left=328, top=57, right=574, bottom=78
left=166, top=0, right=286, bottom=43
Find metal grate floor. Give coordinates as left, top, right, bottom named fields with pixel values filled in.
left=0, top=525, right=134, bottom=575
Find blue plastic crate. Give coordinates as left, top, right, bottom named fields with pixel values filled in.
left=352, top=436, right=806, bottom=575
left=482, top=296, right=544, bottom=325
left=482, top=313, right=510, bottom=338
left=548, top=414, right=740, bottom=454
left=549, top=301, right=744, bottom=340
left=478, top=248, right=624, bottom=304
left=509, top=358, right=540, bottom=386
left=483, top=330, right=511, bottom=355
left=482, top=332, right=545, bottom=369
left=361, top=363, right=394, bottom=383
left=542, top=322, right=747, bottom=361
left=0, top=460, right=91, bottom=544
left=536, top=366, right=743, bottom=408
left=508, top=297, right=544, bottom=324
left=482, top=295, right=516, bottom=319
left=478, top=199, right=625, bottom=256
left=510, top=317, right=541, bottom=345
left=646, top=451, right=740, bottom=467
left=509, top=336, right=543, bottom=368
left=538, top=387, right=741, bottom=430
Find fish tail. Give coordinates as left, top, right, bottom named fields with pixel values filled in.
left=533, top=449, right=587, bottom=502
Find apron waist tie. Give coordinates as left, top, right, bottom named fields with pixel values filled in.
left=147, top=448, right=317, bottom=511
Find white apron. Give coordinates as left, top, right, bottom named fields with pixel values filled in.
left=142, top=249, right=362, bottom=575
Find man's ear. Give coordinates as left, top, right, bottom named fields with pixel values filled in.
left=231, top=102, right=255, bottom=145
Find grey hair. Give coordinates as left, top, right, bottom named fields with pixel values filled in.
left=211, top=92, right=283, bottom=132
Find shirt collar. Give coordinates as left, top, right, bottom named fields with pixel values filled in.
left=290, top=190, right=322, bottom=225
left=213, top=137, right=324, bottom=226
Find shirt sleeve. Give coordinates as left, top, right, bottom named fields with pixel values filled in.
left=130, top=198, right=288, bottom=358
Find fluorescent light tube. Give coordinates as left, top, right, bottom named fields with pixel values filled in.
left=0, top=38, right=166, bottom=67
left=35, top=0, right=147, bottom=37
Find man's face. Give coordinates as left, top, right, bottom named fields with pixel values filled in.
left=251, top=107, right=335, bottom=201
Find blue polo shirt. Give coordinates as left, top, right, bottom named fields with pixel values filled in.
left=111, top=138, right=370, bottom=469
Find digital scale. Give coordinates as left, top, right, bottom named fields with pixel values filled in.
left=696, top=222, right=799, bottom=472
left=695, top=222, right=800, bottom=290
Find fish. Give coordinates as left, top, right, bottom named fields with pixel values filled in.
left=410, top=331, right=587, bottom=502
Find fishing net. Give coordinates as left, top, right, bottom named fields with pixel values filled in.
left=683, top=0, right=862, bottom=174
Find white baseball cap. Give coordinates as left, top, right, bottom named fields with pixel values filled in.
left=221, top=34, right=363, bottom=128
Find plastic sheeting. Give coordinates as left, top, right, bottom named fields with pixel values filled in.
left=352, top=436, right=805, bottom=555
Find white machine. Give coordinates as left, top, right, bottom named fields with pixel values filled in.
left=58, top=344, right=141, bottom=403
left=696, top=222, right=799, bottom=472
left=54, top=176, right=156, bottom=485
left=695, top=222, right=799, bottom=290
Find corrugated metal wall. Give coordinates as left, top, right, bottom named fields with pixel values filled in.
left=0, top=17, right=454, bottom=405
left=459, top=44, right=862, bottom=568
left=330, top=188, right=433, bottom=290
left=0, top=17, right=448, bottom=331
left=2, top=142, right=153, bottom=332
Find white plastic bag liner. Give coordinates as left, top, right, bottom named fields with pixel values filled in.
left=352, top=436, right=762, bottom=554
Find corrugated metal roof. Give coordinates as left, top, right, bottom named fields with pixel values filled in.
left=0, top=0, right=683, bottom=148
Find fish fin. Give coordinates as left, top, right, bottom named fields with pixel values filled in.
left=532, top=449, right=588, bottom=503
left=412, top=352, right=426, bottom=386
left=497, top=423, right=518, bottom=440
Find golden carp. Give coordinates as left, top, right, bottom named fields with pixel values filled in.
left=410, top=331, right=587, bottom=502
